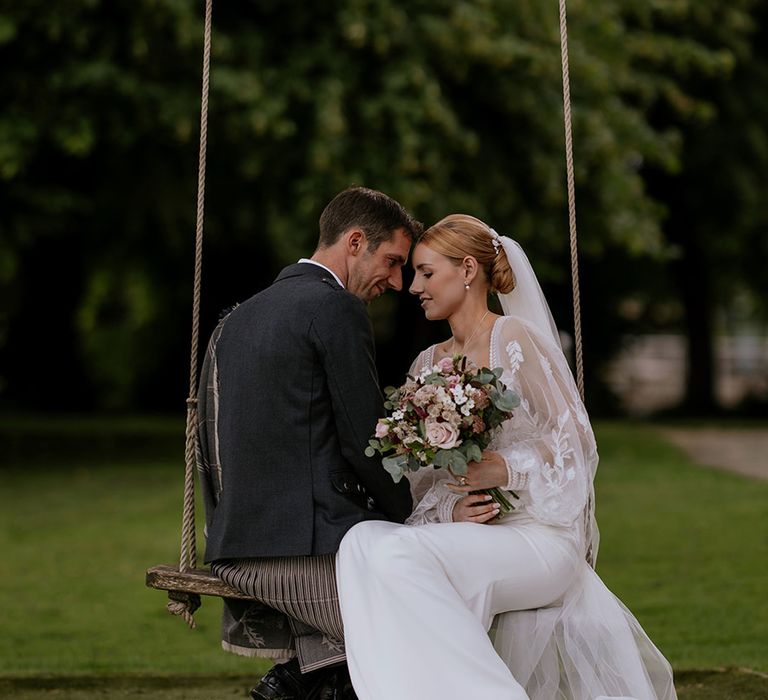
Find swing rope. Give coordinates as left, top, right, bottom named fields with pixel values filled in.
left=560, top=0, right=584, bottom=401
left=557, top=0, right=593, bottom=569
left=558, top=0, right=584, bottom=403
left=167, top=0, right=213, bottom=629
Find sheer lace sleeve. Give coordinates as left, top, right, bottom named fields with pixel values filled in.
left=490, top=316, right=598, bottom=529
left=403, top=347, right=463, bottom=525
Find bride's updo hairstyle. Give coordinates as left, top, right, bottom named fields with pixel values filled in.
left=418, top=214, right=515, bottom=294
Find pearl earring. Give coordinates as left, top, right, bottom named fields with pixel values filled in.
left=464, top=283, right=470, bottom=291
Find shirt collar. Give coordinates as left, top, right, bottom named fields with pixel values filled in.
left=298, top=258, right=345, bottom=288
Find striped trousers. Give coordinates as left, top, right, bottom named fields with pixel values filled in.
left=212, top=555, right=345, bottom=672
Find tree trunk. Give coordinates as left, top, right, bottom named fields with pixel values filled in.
left=675, top=239, right=718, bottom=414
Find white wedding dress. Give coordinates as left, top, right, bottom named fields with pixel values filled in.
left=337, top=315, right=677, bottom=700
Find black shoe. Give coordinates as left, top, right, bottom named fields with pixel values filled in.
left=315, top=667, right=357, bottom=700
left=338, top=668, right=357, bottom=700
left=251, top=659, right=327, bottom=700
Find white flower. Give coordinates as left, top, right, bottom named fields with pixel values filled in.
left=450, top=385, right=468, bottom=405
left=392, top=409, right=405, bottom=420
left=435, top=387, right=453, bottom=406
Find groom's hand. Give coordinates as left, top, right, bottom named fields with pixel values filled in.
left=446, top=450, right=507, bottom=494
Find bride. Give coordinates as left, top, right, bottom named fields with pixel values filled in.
left=337, top=214, right=677, bottom=700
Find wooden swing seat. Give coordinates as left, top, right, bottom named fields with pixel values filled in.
left=146, top=564, right=252, bottom=600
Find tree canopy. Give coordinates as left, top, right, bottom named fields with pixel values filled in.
left=0, top=0, right=764, bottom=411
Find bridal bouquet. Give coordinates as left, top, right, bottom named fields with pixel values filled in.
left=365, top=355, right=521, bottom=515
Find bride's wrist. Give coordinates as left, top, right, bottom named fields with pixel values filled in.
left=439, top=490, right=463, bottom=523
left=486, top=451, right=509, bottom=488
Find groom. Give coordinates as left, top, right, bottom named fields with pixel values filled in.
left=196, top=187, right=420, bottom=699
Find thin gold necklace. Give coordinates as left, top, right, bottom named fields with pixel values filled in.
left=451, top=310, right=491, bottom=357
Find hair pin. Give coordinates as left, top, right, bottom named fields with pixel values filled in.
left=489, top=227, right=502, bottom=254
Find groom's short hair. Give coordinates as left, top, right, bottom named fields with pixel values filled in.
left=318, top=187, right=422, bottom=251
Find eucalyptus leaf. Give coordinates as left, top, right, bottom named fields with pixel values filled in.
left=476, top=370, right=495, bottom=385
left=424, top=373, right=446, bottom=386
left=382, top=454, right=408, bottom=483
left=491, top=388, right=520, bottom=412
left=406, top=454, right=421, bottom=472
left=463, top=441, right=483, bottom=464
left=433, top=448, right=468, bottom=474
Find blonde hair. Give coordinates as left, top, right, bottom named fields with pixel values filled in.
left=418, top=214, right=515, bottom=294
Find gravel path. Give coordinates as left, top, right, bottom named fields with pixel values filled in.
left=660, top=427, right=768, bottom=481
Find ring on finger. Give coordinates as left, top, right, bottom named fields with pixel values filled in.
left=458, top=476, right=468, bottom=486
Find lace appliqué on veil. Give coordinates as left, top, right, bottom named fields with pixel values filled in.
left=505, top=340, right=524, bottom=376
left=526, top=409, right=582, bottom=524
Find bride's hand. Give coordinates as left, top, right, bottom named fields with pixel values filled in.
left=452, top=493, right=500, bottom=523
left=446, top=450, right=507, bottom=494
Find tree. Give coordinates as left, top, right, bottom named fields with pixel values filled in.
left=642, top=1, right=768, bottom=412
left=0, top=0, right=757, bottom=410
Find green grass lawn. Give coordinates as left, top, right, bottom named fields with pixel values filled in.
left=593, top=423, right=767, bottom=673
left=0, top=417, right=766, bottom=695
left=0, top=416, right=267, bottom=678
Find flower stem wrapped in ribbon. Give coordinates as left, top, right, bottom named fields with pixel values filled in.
left=365, top=355, right=521, bottom=516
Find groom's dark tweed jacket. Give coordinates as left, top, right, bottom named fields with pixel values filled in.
left=197, top=262, right=412, bottom=563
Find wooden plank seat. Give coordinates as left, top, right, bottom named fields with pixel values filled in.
left=146, top=564, right=252, bottom=600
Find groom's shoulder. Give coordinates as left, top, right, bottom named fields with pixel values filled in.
left=273, top=263, right=343, bottom=294
left=265, top=263, right=366, bottom=318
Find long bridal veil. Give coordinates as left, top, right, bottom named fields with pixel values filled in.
left=490, top=563, right=677, bottom=699
left=489, top=233, right=676, bottom=700
left=495, top=233, right=562, bottom=352
left=495, top=233, right=599, bottom=566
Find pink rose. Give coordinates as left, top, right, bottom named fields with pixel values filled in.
left=424, top=419, right=460, bottom=449
left=446, top=374, right=461, bottom=389
left=375, top=421, right=390, bottom=438
left=437, top=357, right=455, bottom=373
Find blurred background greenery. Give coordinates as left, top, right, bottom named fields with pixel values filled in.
left=1, top=0, right=766, bottom=415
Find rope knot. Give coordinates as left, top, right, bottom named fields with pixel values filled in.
left=167, top=590, right=201, bottom=629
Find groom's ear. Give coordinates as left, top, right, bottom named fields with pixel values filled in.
left=345, top=229, right=365, bottom=256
